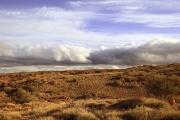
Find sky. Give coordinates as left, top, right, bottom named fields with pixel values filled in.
left=0, top=0, right=180, bottom=73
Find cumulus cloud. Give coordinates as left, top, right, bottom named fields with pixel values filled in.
left=88, top=38, right=180, bottom=66
left=0, top=43, right=91, bottom=66
left=1, top=38, right=180, bottom=67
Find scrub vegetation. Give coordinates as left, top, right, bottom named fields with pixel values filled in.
left=0, top=63, right=180, bottom=120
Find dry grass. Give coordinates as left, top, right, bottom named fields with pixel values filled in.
left=0, top=98, right=179, bottom=120
left=0, top=112, right=21, bottom=120
left=53, top=107, right=97, bottom=120
left=0, top=63, right=180, bottom=119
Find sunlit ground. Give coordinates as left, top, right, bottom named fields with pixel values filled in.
left=0, top=65, right=129, bottom=73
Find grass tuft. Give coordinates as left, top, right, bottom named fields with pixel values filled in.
left=53, top=107, right=97, bottom=120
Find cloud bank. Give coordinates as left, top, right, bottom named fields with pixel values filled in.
left=89, top=38, right=180, bottom=66
left=0, top=38, right=180, bottom=68
left=0, top=43, right=91, bottom=66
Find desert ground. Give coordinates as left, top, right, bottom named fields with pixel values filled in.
left=0, top=63, right=180, bottom=120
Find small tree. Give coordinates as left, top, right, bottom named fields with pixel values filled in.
left=145, top=75, right=180, bottom=99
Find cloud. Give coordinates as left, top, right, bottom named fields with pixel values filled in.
left=115, top=13, right=180, bottom=28
left=68, top=1, right=84, bottom=6
left=0, top=7, right=89, bottom=36
left=1, top=0, right=180, bottom=71
left=0, top=6, right=94, bottom=45
left=0, top=3, right=180, bottom=48
left=0, top=41, right=14, bottom=56
left=88, top=38, right=180, bottom=66
left=0, top=43, right=91, bottom=66
left=1, top=37, right=180, bottom=67
left=68, top=0, right=180, bottom=28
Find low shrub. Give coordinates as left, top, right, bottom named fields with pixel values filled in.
left=104, top=111, right=122, bottom=120
left=145, top=75, right=180, bottom=99
left=85, top=103, right=108, bottom=110
left=122, top=106, right=156, bottom=120
left=2, top=86, right=16, bottom=94
left=0, top=112, right=22, bottom=120
left=109, top=98, right=143, bottom=110
left=24, top=85, right=38, bottom=92
left=53, top=108, right=97, bottom=120
left=160, top=113, right=180, bottom=120
left=144, top=100, right=170, bottom=109
left=13, top=88, right=38, bottom=104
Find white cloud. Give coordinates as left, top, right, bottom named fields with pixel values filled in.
left=68, top=0, right=180, bottom=28
left=0, top=3, right=180, bottom=48
left=13, top=44, right=91, bottom=64
left=0, top=41, right=14, bottom=56
left=115, top=13, right=180, bottom=28
left=68, top=1, right=84, bottom=6
left=0, top=8, right=89, bottom=34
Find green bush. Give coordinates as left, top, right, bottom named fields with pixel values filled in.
left=145, top=75, right=180, bottom=99
left=13, top=88, right=38, bottom=104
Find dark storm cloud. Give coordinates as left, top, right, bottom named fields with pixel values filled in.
left=88, top=38, right=180, bottom=66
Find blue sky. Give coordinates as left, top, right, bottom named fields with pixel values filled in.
left=0, top=0, right=180, bottom=73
